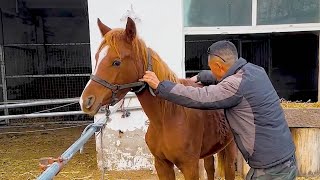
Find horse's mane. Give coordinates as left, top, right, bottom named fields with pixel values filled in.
left=104, top=29, right=179, bottom=83
left=104, top=30, right=229, bottom=138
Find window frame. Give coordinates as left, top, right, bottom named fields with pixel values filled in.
left=183, top=0, right=320, bottom=35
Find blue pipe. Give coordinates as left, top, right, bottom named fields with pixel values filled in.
left=37, top=118, right=106, bottom=180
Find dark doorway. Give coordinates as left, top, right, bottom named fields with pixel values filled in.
left=185, top=32, right=319, bottom=101
left=0, top=0, right=91, bottom=117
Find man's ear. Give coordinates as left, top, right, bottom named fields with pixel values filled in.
left=215, top=61, right=223, bottom=69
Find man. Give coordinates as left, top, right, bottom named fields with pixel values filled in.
left=140, top=40, right=297, bottom=179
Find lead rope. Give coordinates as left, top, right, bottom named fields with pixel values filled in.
left=149, top=86, right=156, bottom=97
left=101, top=126, right=106, bottom=180
left=101, top=105, right=111, bottom=180
left=100, top=99, right=125, bottom=180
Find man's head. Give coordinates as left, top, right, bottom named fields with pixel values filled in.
left=207, top=40, right=238, bottom=80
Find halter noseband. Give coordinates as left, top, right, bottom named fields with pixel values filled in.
left=90, top=48, right=153, bottom=105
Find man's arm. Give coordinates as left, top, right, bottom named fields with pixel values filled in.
left=156, top=79, right=242, bottom=110
left=197, top=70, right=217, bottom=85
left=189, top=70, right=217, bottom=86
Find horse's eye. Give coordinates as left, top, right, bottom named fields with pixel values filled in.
left=112, top=60, right=121, bottom=67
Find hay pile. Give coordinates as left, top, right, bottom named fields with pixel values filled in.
left=280, top=99, right=320, bottom=109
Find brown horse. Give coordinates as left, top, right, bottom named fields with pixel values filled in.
left=80, top=17, right=237, bottom=180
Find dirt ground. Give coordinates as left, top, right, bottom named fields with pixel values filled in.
left=0, top=123, right=184, bottom=180
left=0, top=123, right=319, bottom=180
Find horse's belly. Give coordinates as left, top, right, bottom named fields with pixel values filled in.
left=145, top=124, right=201, bottom=161
left=200, top=110, right=233, bottom=157
left=200, top=140, right=231, bottom=158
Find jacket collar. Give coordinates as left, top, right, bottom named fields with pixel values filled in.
left=219, top=57, right=247, bottom=82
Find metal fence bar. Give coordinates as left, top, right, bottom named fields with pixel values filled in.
left=37, top=117, right=104, bottom=180
left=0, top=93, right=137, bottom=109
left=0, top=111, right=84, bottom=121
left=0, top=94, right=140, bottom=122
left=0, top=98, right=80, bottom=109
left=0, top=106, right=142, bottom=121
left=0, top=10, right=8, bottom=124
left=185, top=70, right=201, bottom=73
left=3, top=42, right=92, bottom=115
left=37, top=101, right=123, bottom=180
left=4, top=43, right=90, bottom=46
left=0, top=93, right=139, bottom=123
left=6, top=74, right=90, bottom=78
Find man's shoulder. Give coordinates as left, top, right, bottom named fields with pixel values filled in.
left=224, top=67, right=245, bottom=82
left=243, top=62, right=266, bottom=74
left=220, top=70, right=244, bottom=91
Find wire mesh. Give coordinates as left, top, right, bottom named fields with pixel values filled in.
left=4, top=44, right=91, bottom=120
left=0, top=0, right=93, bottom=122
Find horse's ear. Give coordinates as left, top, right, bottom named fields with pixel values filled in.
left=125, top=17, right=136, bottom=42
left=97, top=18, right=111, bottom=37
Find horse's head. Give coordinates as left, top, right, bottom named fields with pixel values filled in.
left=80, top=17, right=147, bottom=116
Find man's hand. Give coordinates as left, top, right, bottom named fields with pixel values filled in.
left=189, top=75, right=198, bottom=83
left=139, top=71, right=160, bottom=89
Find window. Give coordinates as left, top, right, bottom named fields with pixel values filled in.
left=184, top=0, right=252, bottom=27
left=257, top=0, right=320, bottom=25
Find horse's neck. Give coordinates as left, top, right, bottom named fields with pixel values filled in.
left=147, top=50, right=179, bottom=84
left=136, top=52, right=180, bottom=127
left=136, top=90, right=164, bottom=127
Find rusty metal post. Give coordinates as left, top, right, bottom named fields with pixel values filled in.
left=0, top=9, right=9, bottom=125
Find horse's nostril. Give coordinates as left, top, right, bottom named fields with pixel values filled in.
left=86, top=95, right=96, bottom=109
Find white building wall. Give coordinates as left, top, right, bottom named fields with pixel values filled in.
left=88, top=0, right=184, bottom=76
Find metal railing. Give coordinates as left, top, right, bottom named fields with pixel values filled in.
left=0, top=98, right=79, bottom=109
left=0, top=93, right=140, bottom=124
left=37, top=100, right=123, bottom=180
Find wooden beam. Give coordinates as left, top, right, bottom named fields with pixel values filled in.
left=318, top=32, right=320, bottom=101
left=291, top=128, right=320, bottom=176
left=238, top=128, right=320, bottom=177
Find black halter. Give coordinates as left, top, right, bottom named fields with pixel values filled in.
left=90, top=49, right=152, bottom=105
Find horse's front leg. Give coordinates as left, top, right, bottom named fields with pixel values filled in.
left=154, top=157, right=175, bottom=180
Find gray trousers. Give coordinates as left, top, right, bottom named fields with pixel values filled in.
left=246, top=155, right=298, bottom=180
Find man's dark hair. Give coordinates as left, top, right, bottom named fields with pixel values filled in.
left=207, top=40, right=238, bottom=64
